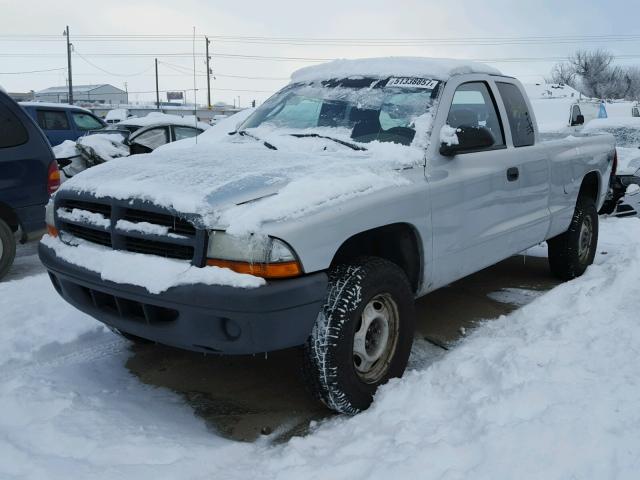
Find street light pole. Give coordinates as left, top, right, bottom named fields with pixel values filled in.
left=155, top=58, right=160, bottom=110
left=64, top=26, right=73, bottom=105
left=205, top=36, right=212, bottom=109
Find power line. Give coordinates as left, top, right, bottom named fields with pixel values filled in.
left=0, top=67, right=65, bottom=74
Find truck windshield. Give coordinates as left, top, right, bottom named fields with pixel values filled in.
left=239, top=77, right=441, bottom=146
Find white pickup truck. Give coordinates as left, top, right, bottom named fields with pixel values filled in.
left=40, top=57, right=616, bottom=414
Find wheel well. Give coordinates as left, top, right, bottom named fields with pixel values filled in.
left=0, top=202, right=19, bottom=232
left=331, top=223, right=422, bottom=293
left=578, top=171, right=600, bottom=204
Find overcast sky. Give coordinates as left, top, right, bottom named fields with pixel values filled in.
left=1, top=0, right=639, bottom=106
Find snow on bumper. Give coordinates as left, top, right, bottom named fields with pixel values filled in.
left=39, top=237, right=328, bottom=354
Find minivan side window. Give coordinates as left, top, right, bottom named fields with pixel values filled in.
left=0, top=103, right=29, bottom=148
left=36, top=109, right=70, bottom=130
left=447, top=82, right=505, bottom=148
left=72, top=112, right=104, bottom=131
left=496, top=82, right=535, bottom=147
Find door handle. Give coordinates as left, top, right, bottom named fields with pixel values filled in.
left=507, top=167, right=519, bottom=182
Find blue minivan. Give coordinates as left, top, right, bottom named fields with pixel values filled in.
left=20, top=102, right=106, bottom=147
left=1, top=90, right=60, bottom=280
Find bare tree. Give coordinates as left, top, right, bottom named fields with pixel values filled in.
left=568, top=49, right=615, bottom=98
left=545, top=62, right=577, bottom=87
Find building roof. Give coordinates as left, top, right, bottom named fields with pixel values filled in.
left=36, top=84, right=125, bottom=94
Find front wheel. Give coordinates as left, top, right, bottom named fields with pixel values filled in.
left=547, top=196, right=598, bottom=280
left=302, top=257, right=415, bottom=414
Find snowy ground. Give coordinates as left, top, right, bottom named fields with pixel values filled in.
left=2, top=217, right=640, bottom=479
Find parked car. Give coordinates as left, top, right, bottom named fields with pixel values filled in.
left=19, top=102, right=106, bottom=147
left=54, top=120, right=207, bottom=179
left=39, top=58, right=615, bottom=413
left=583, top=117, right=640, bottom=216
left=0, top=90, right=59, bottom=280
left=104, top=108, right=131, bottom=124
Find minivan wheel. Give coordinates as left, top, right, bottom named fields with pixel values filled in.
left=302, top=257, right=415, bottom=414
left=0, top=219, right=17, bottom=281
left=547, top=196, right=598, bottom=280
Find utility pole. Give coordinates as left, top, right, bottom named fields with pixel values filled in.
left=205, top=36, right=212, bottom=109
left=155, top=58, right=160, bottom=110
left=64, top=26, right=73, bottom=105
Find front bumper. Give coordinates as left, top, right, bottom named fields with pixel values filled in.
left=39, top=243, right=328, bottom=355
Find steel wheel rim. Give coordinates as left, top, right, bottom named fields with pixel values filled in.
left=352, top=293, right=400, bottom=384
left=578, top=215, right=593, bottom=263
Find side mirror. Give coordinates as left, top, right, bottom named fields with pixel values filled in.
left=571, top=114, right=585, bottom=126
left=440, top=125, right=495, bottom=157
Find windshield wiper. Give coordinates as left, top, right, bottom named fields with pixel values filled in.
left=231, top=130, right=278, bottom=150
left=289, top=133, right=367, bottom=151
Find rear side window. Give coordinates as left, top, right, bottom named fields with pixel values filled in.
left=36, top=109, right=70, bottom=130
left=0, top=103, right=29, bottom=148
left=497, top=83, right=535, bottom=147
left=72, top=112, right=104, bottom=131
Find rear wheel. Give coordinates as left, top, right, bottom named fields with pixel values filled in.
left=0, top=219, right=17, bottom=281
left=302, top=257, right=415, bottom=414
left=547, top=196, right=598, bottom=280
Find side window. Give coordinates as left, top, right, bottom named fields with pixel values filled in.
left=447, top=82, right=504, bottom=147
left=174, top=126, right=201, bottom=141
left=0, top=103, right=29, bottom=148
left=72, top=112, right=104, bottom=131
left=132, top=127, right=169, bottom=150
left=36, top=109, right=70, bottom=130
left=496, top=82, right=535, bottom=147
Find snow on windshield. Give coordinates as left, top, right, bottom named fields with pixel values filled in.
left=239, top=77, right=440, bottom=147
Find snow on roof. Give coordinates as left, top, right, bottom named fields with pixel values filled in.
left=19, top=101, right=92, bottom=113
left=583, top=117, right=640, bottom=131
left=118, top=112, right=209, bottom=130
left=291, top=57, right=502, bottom=83
left=36, top=84, right=113, bottom=94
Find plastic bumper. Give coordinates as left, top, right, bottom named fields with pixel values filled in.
left=39, top=243, right=328, bottom=355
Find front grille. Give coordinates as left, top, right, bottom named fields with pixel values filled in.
left=122, top=208, right=196, bottom=236
left=64, top=223, right=112, bottom=247
left=56, top=196, right=203, bottom=264
left=123, top=236, right=194, bottom=260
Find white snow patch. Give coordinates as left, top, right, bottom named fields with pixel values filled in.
left=41, top=234, right=265, bottom=293
left=439, top=124, right=460, bottom=146
left=57, top=208, right=110, bottom=229
left=52, top=140, right=79, bottom=159
left=292, top=57, right=501, bottom=83
left=115, top=219, right=186, bottom=239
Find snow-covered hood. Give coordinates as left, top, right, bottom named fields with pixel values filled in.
left=59, top=133, right=421, bottom=234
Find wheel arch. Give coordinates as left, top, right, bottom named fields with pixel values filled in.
left=0, top=202, right=19, bottom=232
left=330, top=222, right=423, bottom=294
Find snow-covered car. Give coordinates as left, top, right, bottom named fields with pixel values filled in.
left=53, top=116, right=207, bottom=178
left=583, top=117, right=640, bottom=216
left=40, top=58, right=615, bottom=414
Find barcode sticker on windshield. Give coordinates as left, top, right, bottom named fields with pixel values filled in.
left=386, top=77, right=440, bottom=89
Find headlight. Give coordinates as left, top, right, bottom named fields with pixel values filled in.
left=206, top=231, right=302, bottom=279
left=45, top=199, right=58, bottom=237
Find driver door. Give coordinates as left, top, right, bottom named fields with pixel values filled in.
left=429, top=81, right=524, bottom=286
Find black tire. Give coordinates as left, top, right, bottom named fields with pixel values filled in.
left=302, top=257, right=415, bottom=414
left=0, top=219, right=17, bottom=281
left=547, top=196, right=598, bottom=280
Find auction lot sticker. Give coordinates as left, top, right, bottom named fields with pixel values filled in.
left=386, top=77, right=440, bottom=89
